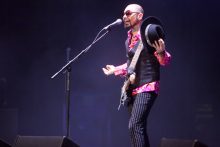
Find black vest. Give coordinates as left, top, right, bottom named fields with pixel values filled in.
left=125, top=39, right=160, bottom=88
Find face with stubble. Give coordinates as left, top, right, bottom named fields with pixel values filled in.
left=122, top=4, right=144, bottom=29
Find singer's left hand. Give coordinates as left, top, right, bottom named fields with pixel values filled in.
left=152, top=38, right=165, bottom=54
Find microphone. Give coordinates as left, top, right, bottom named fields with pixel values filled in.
left=103, top=18, right=122, bottom=30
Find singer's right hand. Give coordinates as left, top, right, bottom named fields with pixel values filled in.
left=102, top=65, right=115, bottom=75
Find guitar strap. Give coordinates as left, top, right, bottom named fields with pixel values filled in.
left=127, top=40, right=144, bottom=75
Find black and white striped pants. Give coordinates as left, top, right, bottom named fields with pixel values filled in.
left=128, top=92, right=157, bottom=147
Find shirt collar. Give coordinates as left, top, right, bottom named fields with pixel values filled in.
left=127, top=29, right=141, bottom=40
left=127, top=29, right=141, bottom=49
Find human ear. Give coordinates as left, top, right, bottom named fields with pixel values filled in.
left=137, top=13, right=143, bottom=20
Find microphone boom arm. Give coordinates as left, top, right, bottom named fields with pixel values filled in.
left=51, top=29, right=110, bottom=79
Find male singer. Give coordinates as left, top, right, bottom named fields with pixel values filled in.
left=102, top=4, right=171, bottom=147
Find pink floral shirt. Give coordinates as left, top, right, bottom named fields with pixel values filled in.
left=114, top=30, right=171, bottom=95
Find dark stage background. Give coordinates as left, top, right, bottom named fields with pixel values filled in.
left=0, top=0, right=219, bottom=147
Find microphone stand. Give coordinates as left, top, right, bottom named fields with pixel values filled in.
left=65, top=47, right=71, bottom=138
left=51, top=28, right=110, bottom=138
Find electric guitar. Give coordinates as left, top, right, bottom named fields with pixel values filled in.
left=118, top=41, right=143, bottom=110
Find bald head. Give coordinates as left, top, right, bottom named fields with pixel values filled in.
left=123, top=4, right=144, bottom=29
left=124, top=4, right=144, bottom=14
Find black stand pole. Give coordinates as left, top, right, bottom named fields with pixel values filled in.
left=51, top=28, right=110, bottom=138
left=65, top=47, right=71, bottom=137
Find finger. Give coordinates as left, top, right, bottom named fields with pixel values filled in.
left=154, top=40, right=159, bottom=48
left=159, top=39, right=164, bottom=45
left=152, top=44, right=156, bottom=48
left=102, top=68, right=109, bottom=75
left=159, top=38, right=165, bottom=45
left=102, top=68, right=107, bottom=72
left=106, top=65, right=111, bottom=69
left=158, top=38, right=164, bottom=43
left=129, top=74, right=136, bottom=84
left=158, top=39, right=165, bottom=49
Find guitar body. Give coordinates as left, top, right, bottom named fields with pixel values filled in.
left=118, top=77, right=133, bottom=110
